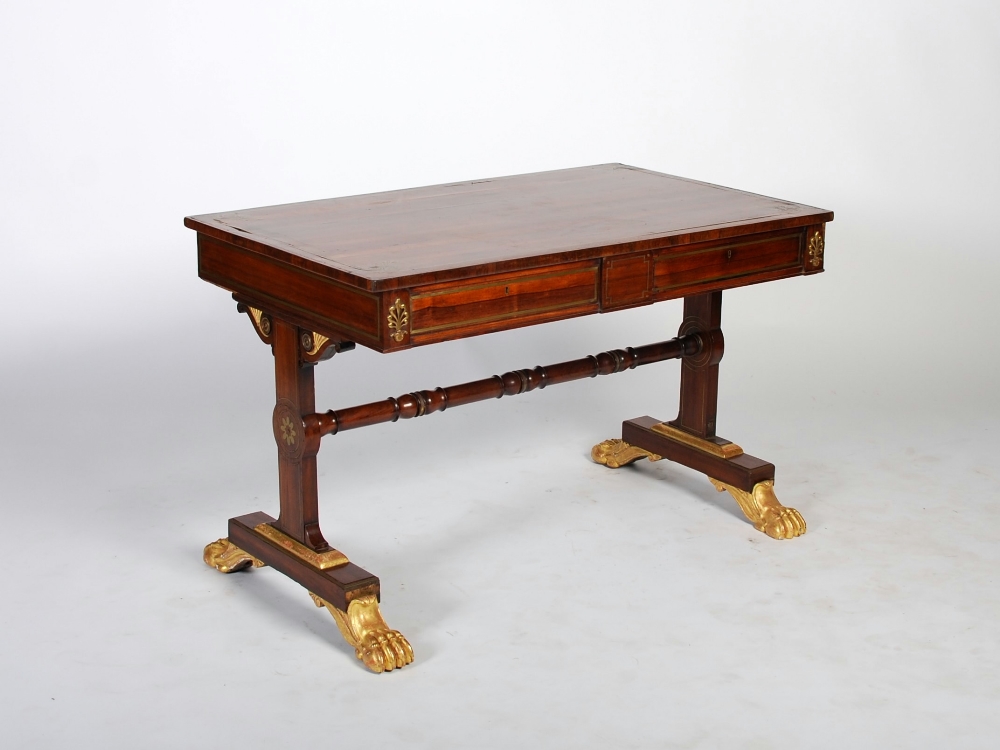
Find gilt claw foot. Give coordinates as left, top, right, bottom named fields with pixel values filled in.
left=591, top=438, right=661, bottom=468
left=203, top=538, right=266, bottom=573
left=310, top=593, right=414, bottom=673
left=709, top=478, right=806, bottom=540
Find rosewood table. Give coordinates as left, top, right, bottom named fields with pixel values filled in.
left=186, top=164, right=832, bottom=673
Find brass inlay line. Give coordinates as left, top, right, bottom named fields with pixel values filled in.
left=652, top=264, right=801, bottom=293
left=410, top=266, right=598, bottom=300
left=654, top=232, right=801, bottom=262
left=650, top=422, right=744, bottom=459
left=411, top=296, right=597, bottom=336
left=253, top=523, right=350, bottom=570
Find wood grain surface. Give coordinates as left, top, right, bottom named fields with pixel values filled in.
left=186, top=163, right=832, bottom=293
left=190, top=164, right=831, bottom=352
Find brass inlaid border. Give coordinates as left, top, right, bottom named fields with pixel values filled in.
left=410, top=265, right=597, bottom=299
left=603, top=252, right=652, bottom=308
left=253, top=523, right=350, bottom=570
left=655, top=232, right=802, bottom=262
left=650, top=422, right=744, bottom=459
left=410, top=265, right=599, bottom=336
left=651, top=233, right=804, bottom=293
left=411, top=297, right=598, bottom=336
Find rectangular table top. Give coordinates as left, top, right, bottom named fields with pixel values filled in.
left=188, top=164, right=832, bottom=352
left=185, top=163, right=832, bottom=293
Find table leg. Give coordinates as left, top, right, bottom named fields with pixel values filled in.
left=592, top=291, right=806, bottom=539
left=203, top=309, right=413, bottom=673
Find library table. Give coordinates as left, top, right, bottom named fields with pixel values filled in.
left=186, top=164, right=832, bottom=673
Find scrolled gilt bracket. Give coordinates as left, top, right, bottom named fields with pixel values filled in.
left=299, top=330, right=355, bottom=364
left=708, top=478, right=807, bottom=540
left=204, top=538, right=266, bottom=573
left=237, top=303, right=274, bottom=345
left=310, top=593, right=414, bottom=673
left=591, top=438, right=662, bottom=468
left=235, top=301, right=354, bottom=362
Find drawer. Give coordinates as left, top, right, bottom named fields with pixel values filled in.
left=653, top=232, right=803, bottom=293
left=601, top=252, right=653, bottom=310
left=408, top=260, right=600, bottom=344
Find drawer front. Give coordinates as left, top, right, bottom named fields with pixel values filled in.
left=653, top=232, right=803, bottom=294
left=409, top=261, right=600, bottom=344
left=602, top=252, right=653, bottom=310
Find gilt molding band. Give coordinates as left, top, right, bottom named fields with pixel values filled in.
left=650, top=422, right=743, bottom=459
left=253, top=523, right=350, bottom=570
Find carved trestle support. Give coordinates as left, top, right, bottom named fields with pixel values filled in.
left=203, top=538, right=266, bottom=573
left=203, top=530, right=411, bottom=672
left=591, top=435, right=807, bottom=540
left=310, top=593, right=414, bottom=673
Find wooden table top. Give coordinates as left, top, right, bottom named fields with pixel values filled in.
left=185, top=164, right=832, bottom=293
left=189, top=164, right=832, bottom=352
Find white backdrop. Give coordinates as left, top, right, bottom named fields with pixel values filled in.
left=2, top=2, right=999, bottom=748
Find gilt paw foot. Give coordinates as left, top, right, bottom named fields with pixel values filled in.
left=310, top=593, right=414, bottom=673
left=709, top=478, right=806, bottom=540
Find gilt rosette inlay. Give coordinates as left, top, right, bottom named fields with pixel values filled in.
left=272, top=398, right=305, bottom=461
